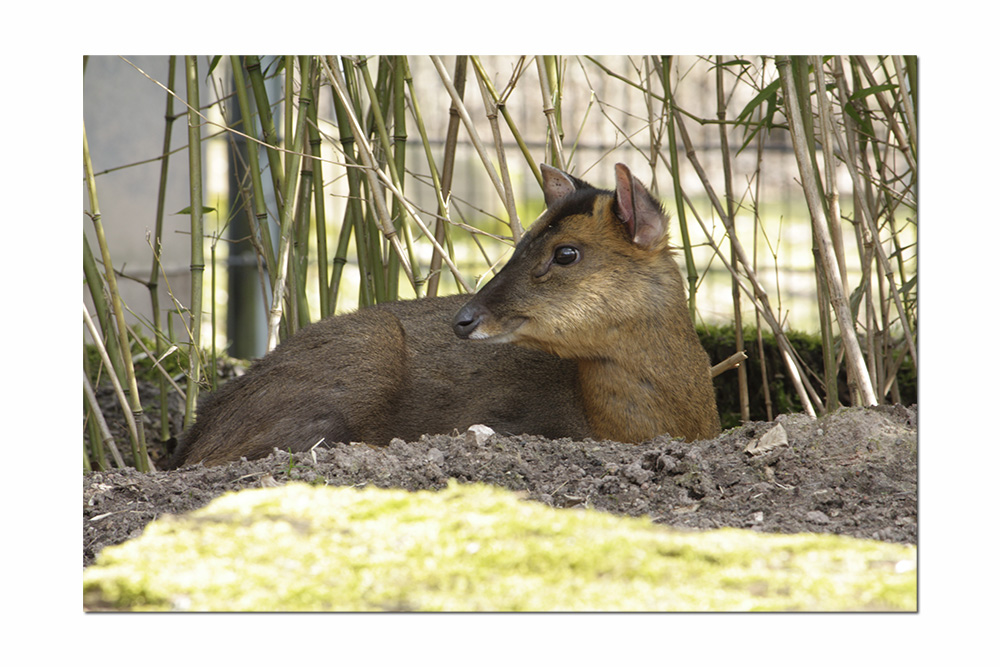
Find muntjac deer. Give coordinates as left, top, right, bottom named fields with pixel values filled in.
left=168, top=163, right=720, bottom=468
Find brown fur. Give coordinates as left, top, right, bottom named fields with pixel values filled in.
left=168, top=164, right=719, bottom=468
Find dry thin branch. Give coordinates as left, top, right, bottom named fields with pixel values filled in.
left=711, top=350, right=748, bottom=378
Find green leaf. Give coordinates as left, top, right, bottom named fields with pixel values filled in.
left=849, top=83, right=898, bottom=101
left=736, top=79, right=781, bottom=125
left=207, top=56, right=223, bottom=77
left=174, top=206, right=216, bottom=215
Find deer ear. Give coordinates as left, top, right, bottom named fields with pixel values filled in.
left=540, top=164, right=579, bottom=208
left=614, top=163, right=667, bottom=249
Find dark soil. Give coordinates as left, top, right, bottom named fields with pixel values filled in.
left=83, top=402, right=917, bottom=568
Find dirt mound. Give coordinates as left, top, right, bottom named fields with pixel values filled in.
left=83, top=404, right=916, bottom=568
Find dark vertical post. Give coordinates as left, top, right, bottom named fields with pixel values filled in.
left=226, top=67, right=266, bottom=360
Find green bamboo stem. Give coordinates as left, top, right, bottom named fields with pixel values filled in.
left=267, top=56, right=313, bottom=350
left=714, top=56, right=750, bottom=424
left=82, top=350, right=104, bottom=471
left=148, top=55, right=177, bottom=441
left=329, top=59, right=474, bottom=294
left=183, top=56, right=206, bottom=431
left=392, top=56, right=414, bottom=294
left=324, top=58, right=422, bottom=293
left=84, top=119, right=150, bottom=471
left=285, top=56, right=295, bottom=168
left=292, top=62, right=314, bottom=329
left=244, top=56, right=287, bottom=213
left=231, top=56, right=277, bottom=277
left=283, top=58, right=304, bottom=331
left=305, top=62, right=331, bottom=318
left=328, top=57, right=376, bottom=307
left=356, top=56, right=420, bottom=298
left=83, top=233, right=124, bottom=384
left=324, top=75, right=361, bottom=309
left=343, top=56, right=387, bottom=304
left=659, top=57, right=699, bottom=319
left=360, top=57, right=399, bottom=301
left=749, top=65, right=774, bottom=422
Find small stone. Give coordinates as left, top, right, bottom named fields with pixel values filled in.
left=745, top=423, right=788, bottom=455
left=465, top=424, right=495, bottom=447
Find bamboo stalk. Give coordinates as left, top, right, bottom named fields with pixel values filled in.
left=230, top=56, right=276, bottom=276
left=84, top=119, right=150, bottom=471
left=184, top=56, right=206, bottom=428
left=356, top=56, right=420, bottom=297
left=670, top=109, right=818, bottom=418
left=392, top=56, right=412, bottom=297
left=305, top=62, right=331, bottom=318
left=892, top=55, right=918, bottom=172
left=267, top=56, right=313, bottom=350
left=830, top=59, right=918, bottom=373
left=244, top=56, right=287, bottom=213
left=292, top=59, right=314, bottom=329
left=324, top=58, right=416, bottom=293
left=777, top=55, right=877, bottom=407
left=712, top=350, right=748, bottom=378
left=714, top=56, right=750, bottom=423
left=429, top=56, right=510, bottom=211
left=804, top=57, right=842, bottom=410
left=327, top=56, right=376, bottom=306
left=537, top=55, right=565, bottom=169
left=83, top=306, right=133, bottom=469
left=469, top=56, right=542, bottom=187
left=148, top=55, right=177, bottom=441
left=747, top=58, right=774, bottom=421
left=82, top=351, right=105, bottom=471
left=326, top=57, right=473, bottom=294
left=412, top=55, right=461, bottom=297
left=658, top=57, right=700, bottom=319
left=852, top=56, right=916, bottom=173
left=83, top=233, right=124, bottom=383
left=83, top=370, right=125, bottom=469
left=474, top=62, right=522, bottom=242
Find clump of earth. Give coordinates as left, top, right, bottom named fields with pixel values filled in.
left=83, top=402, right=916, bottom=567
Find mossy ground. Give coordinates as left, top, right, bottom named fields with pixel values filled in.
left=84, top=481, right=915, bottom=612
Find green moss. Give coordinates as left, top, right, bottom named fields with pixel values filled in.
left=83, top=482, right=916, bottom=612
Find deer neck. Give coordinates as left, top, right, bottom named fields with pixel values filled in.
left=575, top=321, right=692, bottom=443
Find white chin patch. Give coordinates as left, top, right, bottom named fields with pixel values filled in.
left=470, top=330, right=515, bottom=344
left=469, top=319, right=525, bottom=344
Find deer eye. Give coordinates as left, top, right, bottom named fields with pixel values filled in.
left=553, top=245, right=581, bottom=266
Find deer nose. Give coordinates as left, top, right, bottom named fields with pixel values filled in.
left=453, top=303, right=486, bottom=339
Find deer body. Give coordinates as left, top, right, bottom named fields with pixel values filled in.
left=169, top=164, right=720, bottom=468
